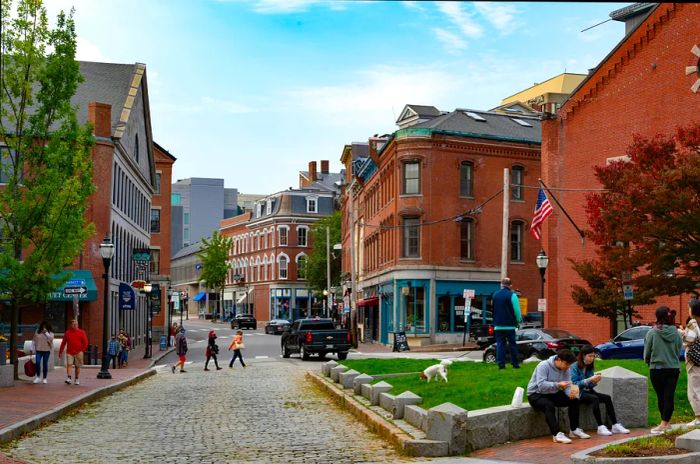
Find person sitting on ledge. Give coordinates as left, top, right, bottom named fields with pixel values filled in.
left=526, top=348, right=583, bottom=444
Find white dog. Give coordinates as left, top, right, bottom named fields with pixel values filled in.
left=419, top=359, right=453, bottom=383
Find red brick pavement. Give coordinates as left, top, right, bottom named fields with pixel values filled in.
left=470, top=428, right=649, bottom=463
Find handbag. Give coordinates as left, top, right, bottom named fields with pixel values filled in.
left=688, top=341, right=700, bottom=365
left=237, top=342, right=245, bottom=350
left=24, top=359, right=36, bottom=377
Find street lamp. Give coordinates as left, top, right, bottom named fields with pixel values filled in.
left=167, top=286, right=173, bottom=346
left=323, top=289, right=329, bottom=318
left=143, top=282, right=153, bottom=359
left=179, top=291, right=184, bottom=327
left=97, top=235, right=115, bottom=380
left=536, top=249, right=549, bottom=299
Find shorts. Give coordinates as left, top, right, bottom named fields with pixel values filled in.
left=66, top=352, right=84, bottom=367
left=178, top=355, right=186, bottom=363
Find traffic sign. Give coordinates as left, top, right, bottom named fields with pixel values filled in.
left=64, top=286, right=87, bottom=295
left=463, top=289, right=475, bottom=300
left=622, top=284, right=634, bottom=301
left=65, top=279, right=86, bottom=287
left=538, top=298, right=547, bottom=312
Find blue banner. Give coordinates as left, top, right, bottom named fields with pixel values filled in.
left=119, top=282, right=136, bottom=310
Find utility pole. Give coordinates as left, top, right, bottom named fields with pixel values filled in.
left=349, top=181, right=358, bottom=347
left=501, top=168, right=510, bottom=283
left=326, top=226, right=331, bottom=318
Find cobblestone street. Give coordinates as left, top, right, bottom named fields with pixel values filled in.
left=3, top=360, right=415, bottom=463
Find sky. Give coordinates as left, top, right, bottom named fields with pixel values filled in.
left=40, top=0, right=630, bottom=195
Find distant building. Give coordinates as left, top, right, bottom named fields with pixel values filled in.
left=496, top=73, right=587, bottom=115
left=237, top=193, right=266, bottom=213
left=299, top=159, right=345, bottom=193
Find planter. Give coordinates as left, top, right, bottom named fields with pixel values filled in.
left=571, top=434, right=700, bottom=464
left=0, top=342, right=6, bottom=365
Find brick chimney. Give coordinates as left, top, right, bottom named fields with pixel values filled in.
left=308, top=161, right=317, bottom=181
left=320, top=160, right=329, bottom=174
left=88, top=102, right=112, bottom=138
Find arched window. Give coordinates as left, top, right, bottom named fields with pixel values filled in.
left=278, top=255, right=288, bottom=279
left=296, top=254, right=307, bottom=280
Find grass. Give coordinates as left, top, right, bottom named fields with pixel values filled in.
left=592, top=427, right=692, bottom=458
left=340, top=358, right=694, bottom=426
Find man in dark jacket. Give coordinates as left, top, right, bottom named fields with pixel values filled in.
left=171, top=326, right=188, bottom=373
left=492, top=277, right=522, bottom=369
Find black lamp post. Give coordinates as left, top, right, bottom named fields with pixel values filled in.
left=167, top=286, right=173, bottom=346
left=179, top=291, right=184, bottom=327
left=536, top=249, right=549, bottom=299
left=143, top=282, right=153, bottom=358
left=97, top=235, right=115, bottom=380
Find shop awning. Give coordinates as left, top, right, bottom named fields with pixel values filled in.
left=48, top=270, right=98, bottom=302
left=357, top=297, right=379, bottom=307
left=192, top=291, right=207, bottom=302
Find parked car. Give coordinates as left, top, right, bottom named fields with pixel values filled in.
left=594, top=325, right=685, bottom=361
left=281, top=318, right=351, bottom=361
left=482, top=328, right=591, bottom=363
left=230, top=314, right=257, bottom=330
left=265, top=319, right=291, bottom=335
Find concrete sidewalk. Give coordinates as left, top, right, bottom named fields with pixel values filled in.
left=0, top=342, right=173, bottom=463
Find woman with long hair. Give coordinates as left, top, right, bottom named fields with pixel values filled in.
left=32, top=321, right=54, bottom=384
left=644, top=306, right=683, bottom=434
left=570, top=345, right=629, bottom=436
left=204, top=330, right=222, bottom=371
left=683, top=298, right=700, bottom=427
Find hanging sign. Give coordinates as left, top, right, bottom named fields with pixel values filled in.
left=119, top=283, right=136, bottom=310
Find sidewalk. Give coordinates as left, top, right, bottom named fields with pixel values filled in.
left=0, top=342, right=173, bottom=463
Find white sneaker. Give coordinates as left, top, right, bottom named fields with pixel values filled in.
left=74, top=379, right=80, bottom=385
left=33, top=377, right=40, bottom=384
left=597, top=425, right=613, bottom=436
left=42, top=378, right=47, bottom=384
left=553, top=432, right=572, bottom=444
left=611, top=423, right=630, bottom=434
left=687, top=419, right=700, bottom=428
left=65, top=377, right=71, bottom=384
left=570, top=428, right=591, bottom=439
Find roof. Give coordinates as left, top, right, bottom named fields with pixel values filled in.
left=298, top=170, right=345, bottom=193
left=153, top=141, right=177, bottom=161
left=411, top=108, right=541, bottom=144
left=500, top=73, right=587, bottom=106
left=171, top=241, right=203, bottom=260
left=609, top=3, right=656, bottom=21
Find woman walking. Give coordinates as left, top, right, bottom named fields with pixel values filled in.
left=644, top=306, right=683, bottom=434
left=683, top=298, right=700, bottom=427
left=204, top=330, right=222, bottom=371
left=228, top=330, right=246, bottom=368
left=32, top=322, right=54, bottom=384
left=570, top=345, right=630, bottom=436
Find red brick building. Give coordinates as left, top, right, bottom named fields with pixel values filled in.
left=340, top=105, right=542, bottom=347
left=541, top=3, right=700, bottom=343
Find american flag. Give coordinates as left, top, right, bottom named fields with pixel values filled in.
left=530, top=188, right=553, bottom=240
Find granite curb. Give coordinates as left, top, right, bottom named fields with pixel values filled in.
left=0, top=348, right=173, bottom=445
left=570, top=433, right=700, bottom=464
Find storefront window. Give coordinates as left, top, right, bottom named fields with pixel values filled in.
left=404, top=286, right=426, bottom=334
left=437, top=295, right=451, bottom=332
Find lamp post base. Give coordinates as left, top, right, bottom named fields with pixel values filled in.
left=97, top=356, right=112, bottom=379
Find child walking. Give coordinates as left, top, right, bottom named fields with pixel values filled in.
left=204, top=330, right=222, bottom=371
left=228, top=330, right=246, bottom=368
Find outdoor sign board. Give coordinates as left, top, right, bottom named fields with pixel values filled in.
left=622, top=284, right=634, bottom=301
left=393, top=331, right=410, bottom=352
left=119, top=282, right=136, bottom=310
left=538, top=298, right=547, bottom=312
left=132, top=249, right=151, bottom=262
left=150, top=284, right=161, bottom=314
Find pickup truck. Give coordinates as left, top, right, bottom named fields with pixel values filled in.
left=281, top=318, right=351, bottom=361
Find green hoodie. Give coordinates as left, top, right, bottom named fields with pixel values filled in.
left=644, top=324, right=682, bottom=369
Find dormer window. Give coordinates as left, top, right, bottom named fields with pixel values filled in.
left=256, top=203, right=262, bottom=218
left=306, top=196, right=318, bottom=213
left=266, top=200, right=272, bottom=215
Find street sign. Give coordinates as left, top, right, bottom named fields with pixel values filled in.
left=132, top=248, right=151, bottom=262
left=464, top=298, right=472, bottom=321
left=538, top=298, right=547, bottom=312
left=65, top=279, right=86, bottom=287
left=623, top=284, right=634, bottom=301
left=463, top=289, right=475, bottom=300
left=64, top=286, right=87, bottom=295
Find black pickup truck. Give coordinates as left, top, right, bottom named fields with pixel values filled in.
left=281, top=318, right=351, bottom=361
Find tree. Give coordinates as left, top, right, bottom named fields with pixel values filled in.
left=572, top=123, right=700, bottom=332
left=305, top=211, right=342, bottom=296
left=0, top=0, right=95, bottom=378
left=197, top=231, right=232, bottom=321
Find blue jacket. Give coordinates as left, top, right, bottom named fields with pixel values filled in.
left=570, top=363, right=596, bottom=392
left=107, top=339, right=120, bottom=356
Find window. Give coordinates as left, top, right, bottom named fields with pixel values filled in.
left=465, top=111, right=486, bottom=122
left=155, top=173, right=161, bottom=195
left=150, top=209, right=161, bottom=233
left=297, top=255, right=307, bottom=280
left=279, top=255, right=288, bottom=279
left=402, top=217, right=420, bottom=258
left=266, top=200, right=272, bottom=215
left=460, top=219, right=473, bottom=260
left=171, top=193, right=181, bottom=205
left=460, top=161, right=473, bottom=197
left=297, top=227, right=307, bottom=247
left=510, top=220, right=524, bottom=262
left=256, top=203, right=262, bottom=217
left=184, top=212, right=189, bottom=225
left=279, top=227, right=288, bottom=246
left=184, top=228, right=189, bottom=242
left=149, top=249, right=160, bottom=274
left=511, top=166, right=524, bottom=201
left=403, top=161, right=420, bottom=195
left=511, top=118, right=532, bottom=127
left=306, top=197, right=318, bottom=213
left=134, top=133, right=139, bottom=162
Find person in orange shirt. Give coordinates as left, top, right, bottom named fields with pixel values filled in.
left=58, top=319, right=88, bottom=385
left=228, top=330, right=246, bottom=368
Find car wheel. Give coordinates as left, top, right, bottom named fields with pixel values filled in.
left=594, top=350, right=603, bottom=360
left=282, top=343, right=290, bottom=358
left=484, top=351, right=497, bottom=363
left=337, top=352, right=348, bottom=361
left=301, top=345, right=310, bottom=360
left=528, top=350, right=542, bottom=360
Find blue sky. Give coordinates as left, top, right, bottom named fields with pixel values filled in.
left=43, top=0, right=630, bottom=194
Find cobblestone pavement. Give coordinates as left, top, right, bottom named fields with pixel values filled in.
left=3, top=360, right=417, bottom=464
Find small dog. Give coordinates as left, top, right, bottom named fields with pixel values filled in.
left=419, top=359, right=453, bottom=383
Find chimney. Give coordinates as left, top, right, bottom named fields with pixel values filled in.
left=320, top=160, right=329, bottom=174
left=308, top=161, right=317, bottom=181
left=88, top=102, right=112, bottom=138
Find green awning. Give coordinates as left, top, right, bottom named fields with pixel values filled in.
left=48, top=270, right=98, bottom=302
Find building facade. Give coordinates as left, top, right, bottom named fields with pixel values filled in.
left=341, top=105, right=543, bottom=347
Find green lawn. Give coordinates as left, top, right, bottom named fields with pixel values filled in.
left=340, top=358, right=693, bottom=426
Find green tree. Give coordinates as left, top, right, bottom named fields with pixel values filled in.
left=0, top=0, right=95, bottom=378
left=197, top=231, right=232, bottom=321
left=306, top=211, right=342, bottom=295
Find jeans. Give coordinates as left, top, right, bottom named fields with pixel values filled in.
left=528, top=391, right=580, bottom=435
left=118, top=351, right=128, bottom=367
left=229, top=349, right=245, bottom=367
left=579, top=390, right=617, bottom=426
left=35, top=351, right=50, bottom=378
left=495, top=330, right=519, bottom=368
left=205, top=354, right=220, bottom=369
left=650, top=368, right=680, bottom=421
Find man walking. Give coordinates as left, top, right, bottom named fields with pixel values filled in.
left=492, top=277, right=522, bottom=369
left=171, top=326, right=188, bottom=373
left=58, top=319, right=88, bottom=385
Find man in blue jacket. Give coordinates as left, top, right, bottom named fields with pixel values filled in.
left=492, top=277, right=522, bottom=369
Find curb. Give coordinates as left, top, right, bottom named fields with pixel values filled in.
left=306, top=371, right=418, bottom=456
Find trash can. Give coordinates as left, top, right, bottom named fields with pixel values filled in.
left=159, top=336, right=167, bottom=351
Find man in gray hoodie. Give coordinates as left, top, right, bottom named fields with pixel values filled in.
left=527, top=349, right=584, bottom=444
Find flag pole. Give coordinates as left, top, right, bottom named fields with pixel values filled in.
left=538, top=179, right=585, bottom=242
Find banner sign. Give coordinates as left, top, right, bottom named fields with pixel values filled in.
left=150, top=284, right=161, bottom=314
left=119, top=282, right=136, bottom=310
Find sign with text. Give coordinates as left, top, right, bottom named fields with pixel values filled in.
left=622, top=284, right=634, bottom=301
left=518, top=297, right=528, bottom=315
left=119, top=283, right=136, bottom=310
left=392, top=331, right=410, bottom=352
left=538, top=298, right=547, bottom=312
left=464, top=298, right=472, bottom=321
left=150, top=284, right=161, bottom=314
left=463, top=289, right=475, bottom=300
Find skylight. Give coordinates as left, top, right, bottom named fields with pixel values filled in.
left=465, top=111, right=486, bottom=122
left=510, top=118, right=532, bottom=127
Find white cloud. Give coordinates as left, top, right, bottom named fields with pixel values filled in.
left=402, top=1, right=426, bottom=12
left=473, top=2, right=518, bottom=33
left=75, top=37, right=110, bottom=62
left=432, top=28, right=468, bottom=53
left=436, top=2, right=482, bottom=38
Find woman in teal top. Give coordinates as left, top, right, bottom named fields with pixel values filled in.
left=570, top=345, right=629, bottom=436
